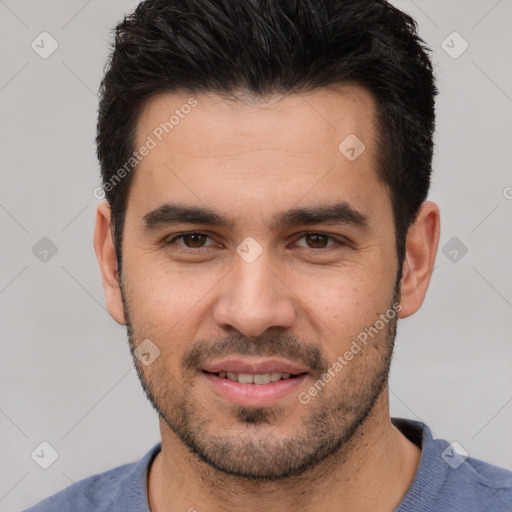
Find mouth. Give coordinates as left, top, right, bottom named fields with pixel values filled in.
left=200, top=358, right=310, bottom=407
left=202, top=369, right=306, bottom=385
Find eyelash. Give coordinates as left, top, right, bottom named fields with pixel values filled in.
left=164, top=231, right=346, bottom=253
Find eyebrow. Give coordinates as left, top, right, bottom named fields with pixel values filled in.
left=141, top=201, right=370, bottom=232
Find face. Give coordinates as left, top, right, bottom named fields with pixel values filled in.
left=116, top=86, right=401, bottom=479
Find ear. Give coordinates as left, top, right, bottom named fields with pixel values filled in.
left=398, top=201, right=440, bottom=319
left=93, top=202, right=127, bottom=325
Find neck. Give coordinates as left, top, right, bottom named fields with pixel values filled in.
left=147, top=386, right=421, bottom=512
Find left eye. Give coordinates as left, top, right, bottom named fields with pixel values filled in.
left=294, top=233, right=337, bottom=249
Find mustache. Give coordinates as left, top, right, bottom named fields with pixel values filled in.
left=181, top=332, right=331, bottom=378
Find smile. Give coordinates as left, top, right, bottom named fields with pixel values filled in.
left=203, top=370, right=303, bottom=385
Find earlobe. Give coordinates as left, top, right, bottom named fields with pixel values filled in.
left=93, top=202, right=127, bottom=325
left=398, top=201, right=440, bottom=319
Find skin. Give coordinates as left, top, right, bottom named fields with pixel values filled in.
left=94, top=84, right=440, bottom=511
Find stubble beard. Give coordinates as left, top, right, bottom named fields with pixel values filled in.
left=121, top=279, right=399, bottom=480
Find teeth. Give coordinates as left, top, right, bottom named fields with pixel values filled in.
left=253, top=373, right=271, bottom=384
left=237, top=372, right=254, bottom=384
left=218, top=371, right=294, bottom=384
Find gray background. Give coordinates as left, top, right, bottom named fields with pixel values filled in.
left=1, top=0, right=511, bottom=510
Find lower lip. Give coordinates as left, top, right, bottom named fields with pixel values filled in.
left=202, top=371, right=308, bottom=407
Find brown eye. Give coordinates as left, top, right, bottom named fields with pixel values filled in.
left=304, top=233, right=330, bottom=248
left=166, top=232, right=216, bottom=250
left=181, top=233, right=208, bottom=248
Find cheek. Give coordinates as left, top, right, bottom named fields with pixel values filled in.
left=292, top=263, right=394, bottom=354
left=124, top=249, right=202, bottom=311
left=123, top=264, right=217, bottom=353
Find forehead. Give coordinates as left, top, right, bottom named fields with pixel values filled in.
left=135, top=84, right=377, bottom=162
left=127, top=85, right=390, bottom=230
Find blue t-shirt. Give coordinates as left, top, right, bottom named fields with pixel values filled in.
left=23, top=418, right=512, bottom=511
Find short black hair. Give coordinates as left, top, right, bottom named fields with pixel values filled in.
left=96, top=0, right=437, bottom=277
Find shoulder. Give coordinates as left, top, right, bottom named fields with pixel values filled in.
left=22, top=443, right=161, bottom=512
left=22, top=464, right=133, bottom=512
left=393, top=418, right=512, bottom=512
left=446, top=453, right=512, bottom=509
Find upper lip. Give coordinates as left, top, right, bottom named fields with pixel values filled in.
left=202, top=357, right=308, bottom=375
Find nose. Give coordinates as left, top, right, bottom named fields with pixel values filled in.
left=212, top=250, right=296, bottom=338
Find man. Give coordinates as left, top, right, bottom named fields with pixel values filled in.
left=24, top=0, right=512, bottom=511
